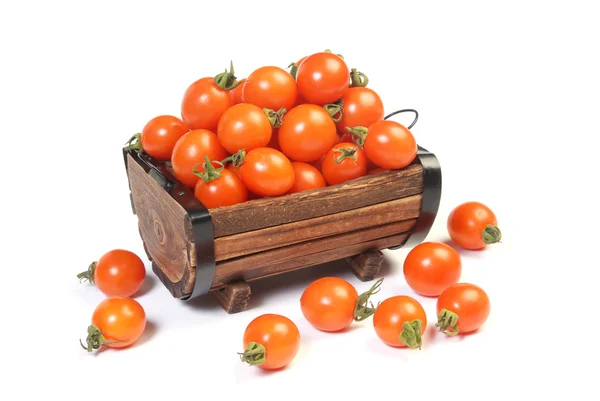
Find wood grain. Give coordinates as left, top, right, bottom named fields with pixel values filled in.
left=214, top=194, right=422, bottom=261
left=209, top=163, right=423, bottom=237
left=347, top=250, right=385, bottom=282
left=211, top=281, right=251, bottom=314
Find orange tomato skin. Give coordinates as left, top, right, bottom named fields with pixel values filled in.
left=447, top=202, right=498, bottom=250
left=437, top=283, right=491, bottom=333
left=181, top=77, right=233, bottom=131
left=140, top=115, right=190, bottom=161
left=364, top=120, right=417, bottom=169
left=171, top=129, right=228, bottom=189
left=231, top=78, right=246, bottom=104
left=296, top=52, right=350, bottom=104
left=321, top=142, right=368, bottom=185
left=194, top=169, right=248, bottom=209
left=267, top=128, right=281, bottom=151
left=92, top=297, right=146, bottom=348
left=242, top=66, right=298, bottom=112
left=243, top=314, right=300, bottom=370
left=373, top=296, right=427, bottom=347
left=94, top=250, right=146, bottom=298
left=217, top=103, right=272, bottom=154
left=300, top=277, right=358, bottom=331
left=240, top=148, right=295, bottom=197
left=336, top=87, right=384, bottom=133
left=288, top=162, right=326, bottom=194
left=403, top=242, right=462, bottom=296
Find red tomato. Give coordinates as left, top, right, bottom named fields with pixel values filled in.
left=366, top=167, right=389, bottom=175
left=321, top=142, right=367, bottom=185
left=267, top=128, right=281, bottom=151
left=240, top=314, right=300, bottom=370
left=288, top=56, right=308, bottom=79
left=436, top=283, right=491, bottom=335
left=131, top=115, right=190, bottom=161
left=349, top=120, right=417, bottom=169
left=77, top=249, right=146, bottom=298
left=373, top=296, right=427, bottom=348
left=288, top=162, right=327, bottom=193
left=310, top=155, right=325, bottom=171
left=242, top=66, right=297, bottom=112
left=336, top=87, right=384, bottom=133
left=193, top=158, right=248, bottom=209
left=81, top=297, right=146, bottom=352
left=231, top=78, right=246, bottom=104
left=447, top=202, right=501, bottom=250
left=403, top=242, right=462, bottom=296
left=296, top=52, right=350, bottom=104
left=181, top=77, right=233, bottom=131
left=217, top=103, right=272, bottom=154
left=278, top=104, right=339, bottom=162
left=226, top=163, right=241, bottom=177
left=171, top=129, right=228, bottom=188
left=300, top=277, right=383, bottom=332
left=240, top=147, right=295, bottom=197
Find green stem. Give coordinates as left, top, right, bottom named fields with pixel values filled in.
left=435, top=309, right=460, bottom=336
left=214, top=60, right=242, bottom=90
left=192, top=156, right=224, bottom=183
left=350, top=68, right=369, bottom=87
left=324, top=48, right=344, bottom=59
left=333, top=146, right=358, bottom=164
left=345, top=126, right=369, bottom=147
left=264, top=108, right=287, bottom=128
left=77, top=262, right=97, bottom=284
left=482, top=225, right=502, bottom=244
left=80, top=324, right=121, bottom=353
left=288, top=62, right=299, bottom=79
left=124, top=133, right=144, bottom=153
left=354, top=278, right=384, bottom=321
left=238, top=342, right=266, bottom=366
left=323, top=99, right=343, bottom=123
left=221, top=149, right=246, bottom=168
left=399, top=319, right=423, bottom=349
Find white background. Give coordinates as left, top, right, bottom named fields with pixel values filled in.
left=1, top=0, right=598, bottom=399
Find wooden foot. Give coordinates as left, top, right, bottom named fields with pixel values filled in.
left=346, top=250, right=385, bottom=282
left=212, top=281, right=251, bottom=314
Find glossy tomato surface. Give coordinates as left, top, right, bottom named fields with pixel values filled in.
left=296, top=52, right=350, bottom=104
left=181, top=77, right=232, bottom=131
left=287, top=162, right=326, bottom=193
left=140, top=115, right=190, bottom=161
left=336, top=87, right=384, bottom=132
left=242, top=314, right=300, bottom=370
left=300, top=277, right=358, bottom=331
left=447, top=202, right=500, bottom=250
left=217, top=103, right=272, bottom=154
left=363, top=120, right=417, bottom=169
left=373, top=296, right=427, bottom=347
left=240, top=147, right=295, bottom=197
left=242, top=66, right=297, bottom=112
left=194, top=169, right=248, bottom=209
left=437, top=283, right=491, bottom=334
left=94, top=249, right=146, bottom=298
left=403, top=242, right=462, bottom=296
left=321, top=142, right=367, bottom=185
left=91, top=297, right=146, bottom=348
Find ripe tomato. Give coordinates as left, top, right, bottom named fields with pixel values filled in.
left=239, top=314, right=300, bottom=370
left=373, top=295, right=427, bottom=349
left=231, top=78, right=246, bottom=104
left=336, top=87, right=384, bottom=133
left=436, top=283, right=491, bottom=335
left=366, top=167, right=389, bottom=175
left=321, top=142, right=367, bottom=185
left=193, top=157, right=248, bottom=209
left=403, top=242, right=462, bottom=296
left=278, top=104, right=339, bottom=162
left=348, top=120, right=417, bottom=169
left=81, top=297, right=146, bottom=352
left=447, top=202, right=501, bottom=250
left=171, top=129, right=227, bottom=188
left=296, top=52, right=350, bottom=104
left=181, top=77, right=233, bottom=131
left=240, top=147, right=295, bottom=197
left=77, top=249, right=146, bottom=298
left=300, top=277, right=383, bottom=332
left=126, top=115, right=190, bottom=161
left=288, top=56, right=308, bottom=79
left=242, top=66, right=297, bottom=112
left=288, top=162, right=326, bottom=193
left=217, top=103, right=272, bottom=154
left=267, top=128, right=281, bottom=151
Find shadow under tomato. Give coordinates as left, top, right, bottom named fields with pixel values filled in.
left=134, top=274, right=157, bottom=297
left=442, top=240, right=487, bottom=260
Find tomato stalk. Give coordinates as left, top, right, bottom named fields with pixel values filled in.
left=399, top=319, right=423, bottom=349
left=323, top=100, right=343, bottom=123
left=238, top=341, right=266, bottom=366
left=214, top=60, right=242, bottom=91
left=344, top=126, right=369, bottom=147
left=435, top=309, right=460, bottom=336
left=288, top=62, right=300, bottom=79
left=263, top=108, right=287, bottom=128
left=192, top=156, right=225, bottom=183
left=221, top=149, right=246, bottom=168
left=482, top=224, right=502, bottom=245
left=349, top=68, right=369, bottom=87
left=333, top=146, right=359, bottom=164
left=324, top=48, right=344, bottom=59
left=80, top=324, right=120, bottom=352
left=77, top=261, right=97, bottom=284
left=354, top=278, right=384, bottom=321
left=124, top=133, right=144, bottom=153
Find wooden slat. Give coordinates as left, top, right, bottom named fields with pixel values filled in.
left=209, top=163, right=423, bottom=237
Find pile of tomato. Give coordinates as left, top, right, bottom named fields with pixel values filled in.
left=125, top=49, right=419, bottom=209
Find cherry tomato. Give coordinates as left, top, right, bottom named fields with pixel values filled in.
left=436, top=283, right=491, bottom=335
left=171, top=129, right=228, bottom=188
left=231, top=78, right=246, bottom=104
left=403, top=242, right=462, bottom=296
left=373, top=295, right=427, bottom=349
left=336, top=87, right=384, bottom=133
left=288, top=162, right=326, bottom=193
left=81, top=297, right=146, bottom=352
left=310, top=155, right=325, bottom=171
left=447, top=202, right=501, bottom=250
left=240, top=147, right=295, bottom=197
left=226, top=163, right=241, bottom=177
left=134, top=115, right=190, bottom=161
left=321, top=142, right=367, bottom=185
left=300, top=277, right=383, bottom=332
left=194, top=159, right=248, bottom=209
left=77, top=249, right=146, bottom=298
left=242, top=66, right=297, bottom=112
left=217, top=103, right=272, bottom=154
left=366, top=167, right=389, bottom=175
left=239, top=314, right=300, bottom=370
left=296, top=52, right=350, bottom=104
left=267, top=128, right=281, bottom=151
left=278, top=104, right=339, bottom=162
left=181, top=77, right=233, bottom=131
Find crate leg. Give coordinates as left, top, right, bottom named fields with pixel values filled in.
left=212, top=281, right=251, bottom=314
left=346, top=250, right=385, bottom=282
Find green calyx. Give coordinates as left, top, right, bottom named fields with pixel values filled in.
left=324, top=48, right=344, bottom=59
left=77, top=261, right=97, bottom=284
left=399, top=319, right=423, bottom=349
left=264, top=108, right=287, bottom=128
left=238, top=342, right=266, bottom=366
left=482, top=224, right=502, bottom=245
left=221, top=149, right=246, bottom=168
left=435, top=309, right=459, bottom=336
left=80, top=324, right=119, bottom=353
left=345, top=126, right=369, bottom=147
left=288, top=62, right=299, bottom=79
left=192, top=156, right=224, bottom=183
left=323, top=99, right=343, bottom=123
left=333, top=146, right=358, bottom=164
left=124, top=133, right=144, bottom=153
left=350, top=68, right=369, bottom=87
left=214, top=60, right=242, bottom=91
left=354, top=278, right=384, bottom=321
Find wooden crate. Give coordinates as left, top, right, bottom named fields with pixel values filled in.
left=123, top=134, right=441, bottom=313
